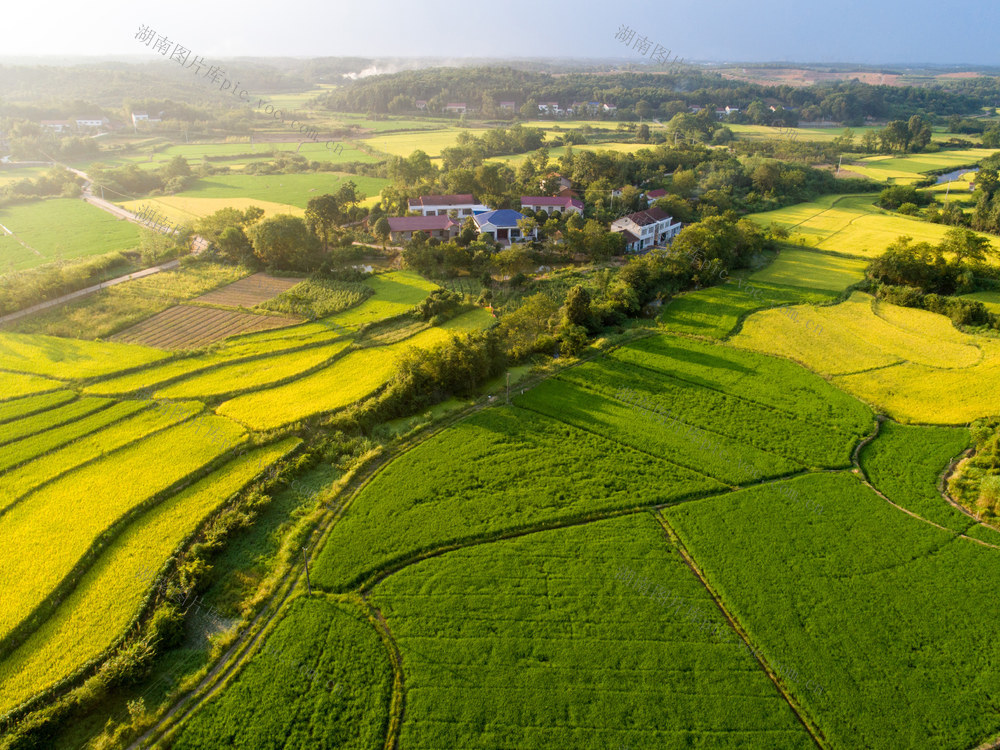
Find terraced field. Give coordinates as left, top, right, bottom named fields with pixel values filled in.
left=661, top=277, right=836, bottom=339
left=118, top=197, right=305, bottom=227
left=0, top=266, right=466, bottom=735
left=663, top=471, right=1000, bottom=749
left=175, top=173, right=390, bottom=209
left=192, top=272, right=300, bottom=308
left=9, top=210, right=997, bottom=750
left=312, top=334, right=871, bottom=592
left=845, top=148, right=997, bottom=184
left=960, top=289, right=1000, bottom=314
left=3, top=261, right=249, bottom=340
left=217, top=308, right=495, bottom=430
left=371, top=514, right=813, bottom=749
left=0, top=332, right=168, bottom=379
left=750, top=193, right=1000, bottom=257
left=733, top=291, right=1000, bottom=422
left=83, top=270, right=437, bottom=396
left=110, top=305, right=302, bottom=349
left=747, top=248, right=868, bottom=292
left=0, top=440, right=298, bottom=715
left=170, top=596, right=394, bottom=749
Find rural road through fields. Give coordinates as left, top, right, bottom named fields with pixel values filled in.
left=0, top=161, right=210, bottom=324
left=64, top=166, right=210, bottom=253
left=0, top=259, right=181, bottom=325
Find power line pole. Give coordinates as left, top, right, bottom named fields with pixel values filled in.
left=837, top=155, right=843, bottom=176
left=302, top=547, right=312, bottom=594
left=506, top=372, right=510, bottom=405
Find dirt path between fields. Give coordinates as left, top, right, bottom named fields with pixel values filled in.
left=0, top=259, right=181, bottom=326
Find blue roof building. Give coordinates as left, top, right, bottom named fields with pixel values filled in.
left=473, top=209, right=536, bottom=245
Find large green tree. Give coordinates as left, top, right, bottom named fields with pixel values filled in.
left=248, top=215, right=323, bottom=272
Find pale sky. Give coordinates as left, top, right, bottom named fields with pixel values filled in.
left=1, top=0, right=996, bottom=66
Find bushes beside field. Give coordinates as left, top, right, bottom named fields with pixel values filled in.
left=868, top=282, right=998, bottom=329
left=0, top=246, right=130, bottom=312
left=949, top=418, right=1000, bottom=518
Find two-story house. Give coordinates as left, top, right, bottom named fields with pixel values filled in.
left=407, top=194, right=489, bottom=217
left=610, top=207, right=682, bottom=252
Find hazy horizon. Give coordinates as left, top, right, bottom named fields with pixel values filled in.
left=1, top=0, right=995, bottom=67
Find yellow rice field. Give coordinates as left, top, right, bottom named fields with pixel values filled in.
left=733, top=292, right=999, bottom=423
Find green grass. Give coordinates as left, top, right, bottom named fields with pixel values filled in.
left=660, top=278, right=836, bottom=338
left=664, top=471, right=1000, bottom=749
left=176, top=173, right=390, bottom=209
left=0, top=413, right=247, bottom=647
left=749, top=248, right=869, bottom=292
left=959, top=290, right=1000, bottom=315
left=859, top=421, right=974, bottom=533
left=6, top=261, right=249, bottom=339
left=0, top=199, right=141, bottom=271
left=0, top=440, right=298, bottom=716
left=171, top=595, right=393, bottom=750
left=312, top=405, right=723, bottom=591
left=371, top=512, right=812, bottom=749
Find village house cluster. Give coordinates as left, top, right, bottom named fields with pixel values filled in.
left=386, top=178, right=682, bottom=251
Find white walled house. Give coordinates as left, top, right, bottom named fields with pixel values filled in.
left=611, top=207, right=681, bottom=252
left=520, top=196, right=584, bottom=216
left=75, top=117, right=109, bottom=129
left=407, top=194, right=489, bottom=217
left=473, top=209, right=536, bottom=245
left=131, top=112, right=162, bottom=127
left=40, top=120, right=71, bottom=132
left=444, top=103, right=467, bottom=114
